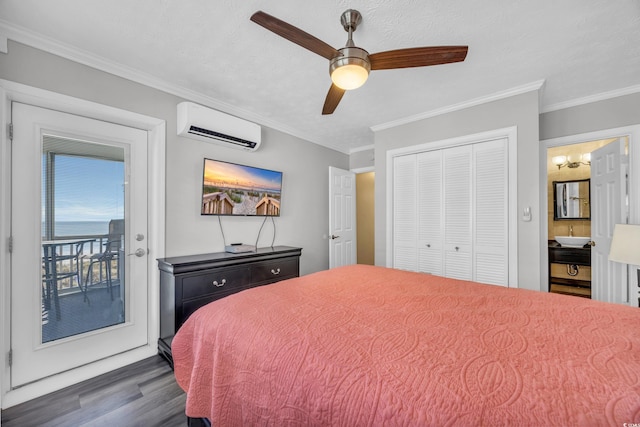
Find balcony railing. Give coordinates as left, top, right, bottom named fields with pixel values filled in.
left=42, top=234, right=121, bottom=295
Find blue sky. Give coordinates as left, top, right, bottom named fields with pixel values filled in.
left=44, top=155, right=125, bottom=222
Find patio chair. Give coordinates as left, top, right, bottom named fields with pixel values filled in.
left=84, top=219, right=123, bottom=303
left=42, top=239, right=87, bottom=319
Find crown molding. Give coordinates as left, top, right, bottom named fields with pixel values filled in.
left=371, top=80, right=546, bottom=133
left=0, top=20, right=351, bottom=153
left=541, top=84, right=640, bottom=113
left=349, top=144, right=374, bottom=154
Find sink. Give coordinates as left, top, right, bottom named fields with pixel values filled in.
left=555, top=236, right=591, bottom=248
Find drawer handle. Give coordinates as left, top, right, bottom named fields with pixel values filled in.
left=212, top=279, right=226, bottom=287
left=271, top=268, right=281, bottom=275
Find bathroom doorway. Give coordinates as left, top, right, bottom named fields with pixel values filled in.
left=545, top=136, right=630, bottom=302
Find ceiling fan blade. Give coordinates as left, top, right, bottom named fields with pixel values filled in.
left=251, top=11, right=340, bottom=60
left=369, top=46, right=468, bottom=70
left=322, top=84, right=346, bottom=115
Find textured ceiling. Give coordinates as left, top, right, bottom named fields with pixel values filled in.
left=1, top=0, right=639, bottom=153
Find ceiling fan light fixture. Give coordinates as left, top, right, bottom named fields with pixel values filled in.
left=330, top=47, right=371, bottom=90
left=250, top=10, right=468, bottom=114
left=331, top=63, right=369, bottom=90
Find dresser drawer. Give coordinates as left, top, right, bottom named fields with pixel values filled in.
left=182, top=266, right=251, bottom=300
left=181, top=287, right=242, bottom=324
left=252, top=258, right=299, bottom=284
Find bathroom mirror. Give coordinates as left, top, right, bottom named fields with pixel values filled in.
left=553, top=179, right=590, bottom=220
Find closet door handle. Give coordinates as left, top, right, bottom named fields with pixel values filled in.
left=455, top=246, right=459, bottom=251
left=426, top=244, right=431, bottom=248
left=271, top=268, right=281, bottom=275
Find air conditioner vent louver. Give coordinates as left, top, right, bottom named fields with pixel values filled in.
left=188, top=126, right=257, bottom=149
left=177, top=102, right=261, bottom=151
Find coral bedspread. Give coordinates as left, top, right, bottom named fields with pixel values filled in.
left=172, top=265, right=640, bottom=426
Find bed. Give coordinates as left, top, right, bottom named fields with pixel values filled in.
left=172, top=264, right=640, bottom=426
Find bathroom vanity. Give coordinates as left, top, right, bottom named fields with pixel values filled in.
left=548, top=241, right=591, bottom=298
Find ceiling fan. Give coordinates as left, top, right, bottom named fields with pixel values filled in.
left=250, top=9, right=468, bottom=115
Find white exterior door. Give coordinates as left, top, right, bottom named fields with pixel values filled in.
left=329, top=166, right=356, bottom=268
left=10, top=102, right=149, bottom=387
left=591, top=138, right=627, bottom=303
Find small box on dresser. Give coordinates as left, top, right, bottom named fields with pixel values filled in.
left=157, top=246, right=302, bottom=366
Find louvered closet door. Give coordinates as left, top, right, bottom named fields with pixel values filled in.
left=417, top=150, right=443, bottom=275
left=443, top=145, right=472, bottom=280
left=473, top=138, right=509, bottom=286
left=393, top=155, right=417, bottom=270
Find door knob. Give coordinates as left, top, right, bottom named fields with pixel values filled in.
left=588, top=241, right=596, bottom=246
left=129, top=248, right=147, bottom=257
left=329, top=235, right=340, bottom=240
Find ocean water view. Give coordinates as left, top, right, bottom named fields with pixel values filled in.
left=43, top=221, right=111, bottom=237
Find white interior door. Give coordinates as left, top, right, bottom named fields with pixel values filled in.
left=392, top=155, right=417, bottom=271
left=417, top=150, right=443, bottom=275
left=10, top=102, right=149, bottom=387
left=443, top=145, right=472, bottom=280
left=473, top=138, right=509, bottom=286
left=591, top=138, right=627, bottom=303
left=329, top=166, right=356, bottom=268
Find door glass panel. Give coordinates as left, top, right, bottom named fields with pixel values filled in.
left=41, top=135, right=126, bottom=343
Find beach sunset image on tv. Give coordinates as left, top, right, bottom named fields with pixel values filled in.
left=201, top=159, right=283, bottom=216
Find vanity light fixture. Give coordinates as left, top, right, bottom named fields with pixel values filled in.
left=552, top=153, right=591, bottom=169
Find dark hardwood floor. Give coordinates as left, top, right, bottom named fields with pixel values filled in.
left=1, top=356, right=187, bottom=427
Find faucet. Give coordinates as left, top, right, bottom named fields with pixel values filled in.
left=569, top=225, right=573, bottom=237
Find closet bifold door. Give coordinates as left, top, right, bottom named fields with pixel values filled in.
left=417, top=150, right=443, bottom=275
left=473, top=138, right=509, bottom=286
left=392, top=154, right=418, bottom=271
left=443, top=145, right=473, bottom=281
left=391, top=137, right=509, bottom=286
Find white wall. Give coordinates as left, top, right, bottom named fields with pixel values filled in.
left=167, top=126, right=345, bottom=274
left=349, top=147, right=375, bottom=171
left=0, top=40, right=349, bottom=275
left=540, top=92, right=640, bottom=140
left=374, top=91, right=541, bottom=291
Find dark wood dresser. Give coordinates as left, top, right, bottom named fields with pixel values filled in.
left=157, top=246, right=302, bottom=366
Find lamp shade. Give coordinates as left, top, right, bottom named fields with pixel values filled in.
left=609, top=224, right=640, bottom=265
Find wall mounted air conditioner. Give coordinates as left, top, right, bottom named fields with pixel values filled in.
left=177, top=102, right=261, bottom=151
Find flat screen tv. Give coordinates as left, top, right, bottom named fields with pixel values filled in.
left=201, top=158, right=283, bottom=216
